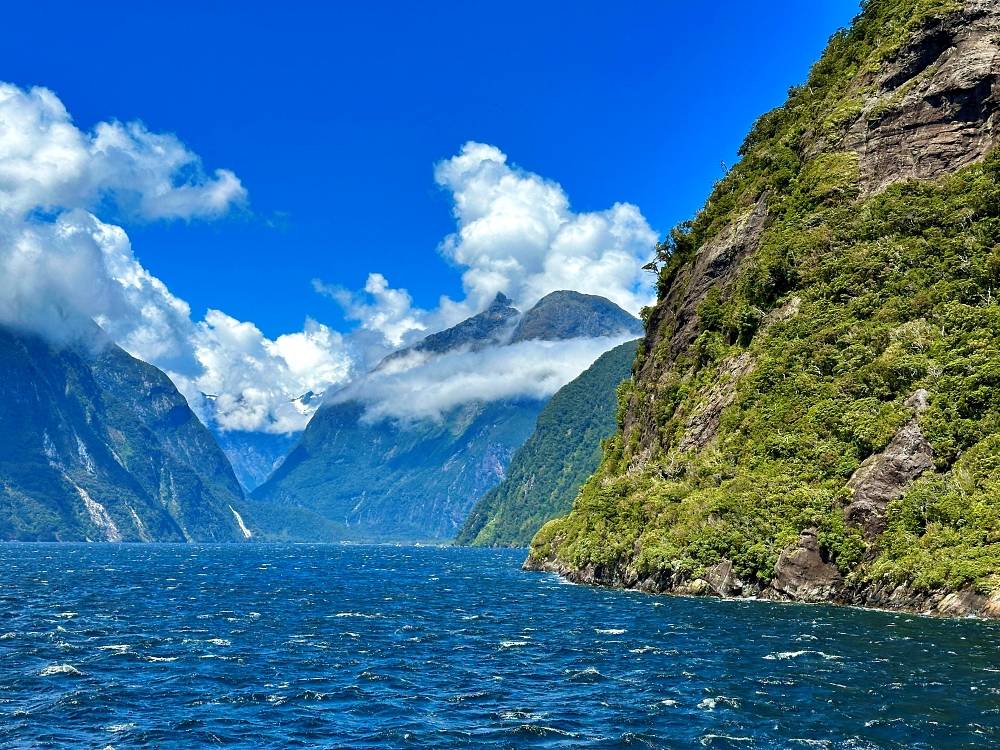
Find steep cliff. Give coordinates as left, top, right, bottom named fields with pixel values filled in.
left=0, top=324, right=254, bottom=542
left=527, top=0, right=1000, bottom=618
left=456, top=339, right=639, bottom=548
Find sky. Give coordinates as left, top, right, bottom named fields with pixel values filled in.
left=0, top=1, right=862, bottom=434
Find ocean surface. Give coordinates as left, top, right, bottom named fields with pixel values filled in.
left=0, top=545, right=998, bottom=748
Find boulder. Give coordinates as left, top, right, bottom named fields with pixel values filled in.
left=770, top=529, right=843, bottom=602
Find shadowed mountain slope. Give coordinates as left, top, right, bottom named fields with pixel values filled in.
left=0, top=324, right=254, bottom=542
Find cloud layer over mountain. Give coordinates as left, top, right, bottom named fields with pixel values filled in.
left=333, top=334, right=637, bottom=424
left=0, top=84, right=657, bottom=435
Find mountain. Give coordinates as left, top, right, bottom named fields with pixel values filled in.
left=510, top=291, right=643, bottom=343
left=380, top=292, right=520, bottom=365
left=456, top=338, right=639, bottom=548
left=251, top=290, right=642, bottom=542
left=214, top=429, right=300, bottom=493
left=0, top=323, right=254, bottom=542
left=527, top=0, right=1000, bottom=619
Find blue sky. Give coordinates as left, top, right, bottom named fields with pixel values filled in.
left=3, top=1, right=859, bottom=340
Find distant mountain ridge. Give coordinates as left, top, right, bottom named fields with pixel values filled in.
left=0, top=323, right=254, bottom=542
left=250, top=290, right=643, bottom=542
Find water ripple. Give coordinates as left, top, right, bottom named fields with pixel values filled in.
left=0, top=544, right=997, bottom=747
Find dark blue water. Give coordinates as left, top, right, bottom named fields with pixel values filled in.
left=0, top=545, right=998, bottom=748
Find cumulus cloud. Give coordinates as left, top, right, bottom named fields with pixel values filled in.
left=317, top=141, right=658, bottom=350
left=0, top=83, right=654, bottom=438
left=0, top=82, right=351, bottom=434
left=171, top=312, right=352, bottom=434
left=334, top=334, right=635, bottom=425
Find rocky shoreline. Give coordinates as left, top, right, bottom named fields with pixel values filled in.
left=523, top=551, right=1000, bottom=621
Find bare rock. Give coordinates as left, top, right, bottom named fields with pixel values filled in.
left=679, top=353, right=754, bottom=451
left=979, top=590, right=1000, bottom=618
left=704, top=559, right=742, bottom=597
left=771, top=529, right=843, bottom=603
left=837, top=4, right=1000, bottom=196
left=844, top=396, right=934, bottom=541
left=625, top=194, right=771, bottom=464
left=686, top=578, right=711, bottom=596
left=936, top=588, right=987, bottom=617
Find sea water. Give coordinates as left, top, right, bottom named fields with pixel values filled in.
left=0, top=544, right=997, bottom=748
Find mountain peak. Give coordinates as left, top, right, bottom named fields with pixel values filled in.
left=511, top=290, right=643, bottom=343
left=492, top=291, right=513, bottom=308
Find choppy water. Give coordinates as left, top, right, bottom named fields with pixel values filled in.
left=0, top=545, right=998, bottom=748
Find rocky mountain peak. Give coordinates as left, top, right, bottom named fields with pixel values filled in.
left=511, top=290, right=643, bottom=343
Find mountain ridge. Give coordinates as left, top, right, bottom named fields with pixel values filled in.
left=0, top=323, right=254, bottom=542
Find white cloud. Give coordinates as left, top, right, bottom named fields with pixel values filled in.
left=333, top=335, right=635, bottom=425
left=314, top=272, right=427, bottom=347
left=170, top=312, right=352, bottom=434
left=317, top=141, right=658, bottom=350
left=437, top=142, right=657, bottom=316
left=0, top=82, right=352, bottom=434
left=0, top=84, right=653, bottom=438
left=0, top=84, right=246, bottom=221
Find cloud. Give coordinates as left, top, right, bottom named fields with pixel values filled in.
left=0, top=82, right=352, bottom=434
left=333, top=334, right=635, bottom=425
left=0, top=84, right=653, bottom=438
left=316, top=142, right=658, bottom=350
left=0, top=84, right=247, bottom=221
left=170, top=312, right=352, bottom=434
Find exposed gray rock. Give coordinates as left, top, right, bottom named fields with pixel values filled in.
left=679, top=353, right=754, bottom=451
left=837, top=3, right=1000, bottom=196
left=769, top=529, right=843, bottom=603
left=704, top=559, right=743, bottom=597
left=625, top=194, right=771, bottom=464
left=844, top=391, right=934, bottom=541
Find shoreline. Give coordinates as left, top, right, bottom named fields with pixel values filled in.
left=523, top=556, right=1000, bottom=622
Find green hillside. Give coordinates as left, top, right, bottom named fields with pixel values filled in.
left=528, top=0, right=1000, bottom=613
left=456, top=339, right=639, bottom=547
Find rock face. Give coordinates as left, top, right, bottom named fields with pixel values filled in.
left=625, top=194, right=771, bottom=464
left=0, top=324, right=253, bottom=542
left=837, top=2, right=1000, bottom=196
left=252, top=292, right=642, bottom=543
left=844, top=390, right=934, bottom=541
left=768, top=530, right=844, bottom=603
left=678, top=352, right=754, bottom=452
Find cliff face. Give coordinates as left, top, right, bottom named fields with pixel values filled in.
left=0, top=324, right=253, bottom=542
left=527, top=0, right=1000, bottom=618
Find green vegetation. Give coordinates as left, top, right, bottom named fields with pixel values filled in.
left=456, top=339, right=639, bottom=547
left=530, top=0, right=1000, bottom=597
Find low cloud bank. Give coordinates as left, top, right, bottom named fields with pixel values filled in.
left=333, top=334, right=636, bottom=424
left=0, top=84, right=656, bottom=435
